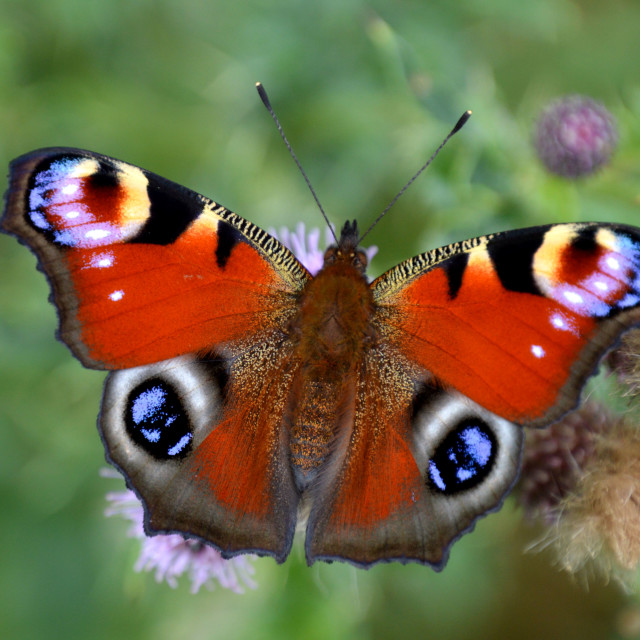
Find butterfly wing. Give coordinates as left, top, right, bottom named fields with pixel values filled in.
left=100, top=347, right=302, bottom=561
left=308, top=222, right=640, bottom=567
left=373, top=223, right=640, bottom=427
left=306, top=347, right=522, bottom=567
left=2, top=148, right=309, bottom=369
left=3, top=148, right=308, bottom=560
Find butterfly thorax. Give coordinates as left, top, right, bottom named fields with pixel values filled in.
left=288, top=222, right=375, bottom=490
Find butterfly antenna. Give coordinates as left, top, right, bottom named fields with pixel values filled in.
left=256, top=82, right=337, bottom=244
left=358, top=110, right=472, bottom=244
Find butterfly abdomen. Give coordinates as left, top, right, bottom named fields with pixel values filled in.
left=289, top=376, right=340, bottom=489
left=288, top=256, right=375, bottom=490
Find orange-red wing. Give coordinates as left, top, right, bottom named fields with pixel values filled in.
left=2, top=148, right=308, bottom=369
left=100, top=339, right=301, bottom=562
left=305, top=353, right=426, bottom=566
left=372, top=223, right=640, bottom=426
left=305, top=350, right=523, bottom=567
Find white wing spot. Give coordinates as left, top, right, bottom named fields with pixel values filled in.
left=62, top=183, right=79, bottom=195
left=594, top=280, right=608, bottom=291
left=606, top=256, right=620, bottom=270
left=531, top=345, right=545, bottom=359
left=85, top=228, right=110, bottom=240
left=109, top=290, right=124, bottom=301
left=563, top=290, right=583, bottom=304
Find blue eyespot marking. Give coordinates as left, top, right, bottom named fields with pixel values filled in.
left=125, top=378, right=193, bottom=460
left=428, top=420, right=497, bottom=494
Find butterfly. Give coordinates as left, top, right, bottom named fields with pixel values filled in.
left=3, top=146, right=640, bottom=570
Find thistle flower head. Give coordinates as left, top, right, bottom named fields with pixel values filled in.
left=517, top=405, right=640, bottom=589
left=548, top=415, right=640, bottom=589
left=517, top=402, right=610, bottom=524
left=606, top=330, right=640, bottom=395
left=534, top=95, right=617, bottom=178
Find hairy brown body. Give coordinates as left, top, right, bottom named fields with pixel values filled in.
left=288, top=228, right=374, bottom=490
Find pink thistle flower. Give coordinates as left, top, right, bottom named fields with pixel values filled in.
left=102, top=468, right=257, bottom=594
left=534, top=95, right=617, bottom=178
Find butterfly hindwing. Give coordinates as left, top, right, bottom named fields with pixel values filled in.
left=2, top=148, right=309, bottom=369
left=305, top=345, right=523, bottom=568
left=100, top=345, right=301, bottom=561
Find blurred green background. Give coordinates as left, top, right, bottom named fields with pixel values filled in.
left=1, top=1, right=640, bottom=639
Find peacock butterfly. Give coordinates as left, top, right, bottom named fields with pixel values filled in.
left=3, top=114, right=640, bottom=569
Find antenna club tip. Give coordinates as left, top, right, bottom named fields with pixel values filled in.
left=451, top=110, right=472, bottom=135
left=256, top=82, right=271, bottom=108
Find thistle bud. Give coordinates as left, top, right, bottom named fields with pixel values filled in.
left=534, top=95, right=617, bottom=178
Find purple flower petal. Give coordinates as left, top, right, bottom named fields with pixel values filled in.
left=102, top=468, right=257, bottom=594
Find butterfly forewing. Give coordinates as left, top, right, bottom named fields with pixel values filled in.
left=373, top=223, right=640, bottom=427
left=2, top=148, right=309, bottom=369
